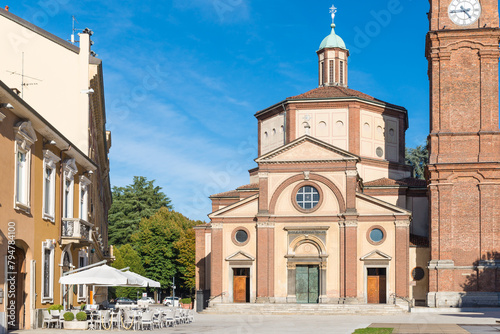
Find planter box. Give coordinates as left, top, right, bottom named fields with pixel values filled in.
left=180, top=303, right=192, bottom=309
left=63, top=321, right=89, bottom=330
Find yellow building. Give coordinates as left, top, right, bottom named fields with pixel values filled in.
left=0, top=9, right=112, bottom=332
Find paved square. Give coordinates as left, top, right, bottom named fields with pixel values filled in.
left=9, top=309, right=500, bottom=334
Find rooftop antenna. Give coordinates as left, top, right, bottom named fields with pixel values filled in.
left=6, top=52, right=42, bottom=98
left=71, top=16, right=79, bottom=44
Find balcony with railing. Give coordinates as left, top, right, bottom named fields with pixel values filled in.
left=61, top=218, right=94, bottom=246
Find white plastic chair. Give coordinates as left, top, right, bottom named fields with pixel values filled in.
left=187, top=309, right=194, bottom=323
left=140, top=311, right=153, bottom=330
left=162, top=308, right=175, bottom=327
left=42, top=310, right=58, bottom=328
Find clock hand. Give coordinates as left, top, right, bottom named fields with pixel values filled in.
left=460, top=5, right=472, bottom=18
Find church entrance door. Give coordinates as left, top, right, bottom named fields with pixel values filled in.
left=233, top=268, right=249, bottom=303
left=367, top=268, right=386, bottom=304
left=296, top=265, right=319, bottom=304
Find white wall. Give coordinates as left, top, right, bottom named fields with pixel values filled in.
left=0, top=14, right=91, bottom=154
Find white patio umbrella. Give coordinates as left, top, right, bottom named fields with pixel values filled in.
left=59, top=264, right=145, bottom=286
left=122, top=270, right=161, bottom=288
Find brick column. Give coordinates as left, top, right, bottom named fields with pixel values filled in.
left=258, top=172, right=269, bottom=214
left=345, top=169, right=358, bottom=213
left=478, top=183, right=500, bottom=291
left=395, top=219, right=410, bottom=298
left=344, top=220, right=358, bottom=298
left=210, top=222, right=223, bottom=300
left=348, top=104, right=360, bottom=155
left=195, top=226, right=207, bottom=291
left=339, top=222, right=346, bottom=298
left=256, top=220, right=274, bottom=302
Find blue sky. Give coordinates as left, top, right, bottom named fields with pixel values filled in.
left=13, top=0, right=430, bottom=221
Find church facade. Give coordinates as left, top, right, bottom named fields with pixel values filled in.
left=195, top=1, right=500, bottom=308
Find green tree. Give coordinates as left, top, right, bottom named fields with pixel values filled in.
left=110, top=244, right=146, bottom=299
left=174, top=228, right=196, bottom=294
left=131, top=208, right=202, bottom=296
left=108, top=176, right=172, bottom=245
left=405, top=144, right=429, bottom=180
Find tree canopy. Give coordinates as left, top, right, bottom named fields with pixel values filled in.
left=405, top=144, right=429, bottom=180
left=131, top=208, right=202, bottom=295
left=108, top=176, right=172, bottom=245
left=110, top=244, right=146, bottom=299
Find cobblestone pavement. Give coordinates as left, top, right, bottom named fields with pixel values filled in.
left=9, top=309, right=500, bottom=334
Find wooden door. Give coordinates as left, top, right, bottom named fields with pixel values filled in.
left=233, top=276, right=247, bottom=303
left=233, top=268, right=249, bottom=303
left=367, top=268, right=387, bottom=304
left=367, top=276, right=380, bottom=304
left=378, top=276, right=386, bottom=303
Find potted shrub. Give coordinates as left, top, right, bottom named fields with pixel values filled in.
left=63, top=311, right=88, bottom=330
left=180, top=298, right=192, bottom=309
left=47, top=304, right=63, bottom=314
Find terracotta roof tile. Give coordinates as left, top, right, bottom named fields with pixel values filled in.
left=364, top=177, right=427, bottom=188
left=236, top=183, right=259, bottom=190
left=410, top=234, right=429, bottom=247
left=211, top=183, right=260, bottom=198
left=209, top=190, right=240, bottom=198
left=288, top=86, right=379, bottom=102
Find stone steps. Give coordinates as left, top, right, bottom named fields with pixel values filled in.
left=202, top=303, right=407, bottom=315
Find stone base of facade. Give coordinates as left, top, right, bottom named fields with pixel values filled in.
left=208, top=295, right=223, bottom=306
left=339, top=297, right=364, bottom=304
left=427, top=292, right=500, bottom=308
left=256, top=297, right=275, bottom=303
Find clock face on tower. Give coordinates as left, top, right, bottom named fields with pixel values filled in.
left=448, top=0, right=482, bottom=26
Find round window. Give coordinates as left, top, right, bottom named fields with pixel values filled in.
left=296, top=186, right=320, bottom=210
left=376, top=147, right=384, bottom=157
left=369, top=228, right=384, bottom=243
left=412, top=267, right=425, bottom=281
left=235, top=230, right=248, bottom=243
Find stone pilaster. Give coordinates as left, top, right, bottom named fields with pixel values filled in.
left=210, top=222, right=223, bottom=300
left=394, top=219, right=410, bottom=298
left=256, top=220, right=274, bottom=302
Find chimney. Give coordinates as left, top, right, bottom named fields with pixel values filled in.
left=4, top=5, right=9, bottom=11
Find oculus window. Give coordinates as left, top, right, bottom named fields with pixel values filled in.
left=296, top=186, right=320, bottom=210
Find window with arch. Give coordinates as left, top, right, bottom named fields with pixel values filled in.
left=14, top=121, right=37, bottom=212
left=329, top=60, right=334, bottom=84
left=62, top=159, right=77, bottom=219
left=340, top=60, right=344, bottom=85
left=43, top=150, right=60, bottom=222
left=41, top=239, right=55, bottom=303
left=79, top=176, right=91, bottom=222
left=78, top=249, right=88, bottom=301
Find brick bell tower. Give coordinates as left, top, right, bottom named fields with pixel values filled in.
left=426, top=0, right=500, bottom=307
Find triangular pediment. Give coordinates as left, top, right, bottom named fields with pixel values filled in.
left=209, top=194, right=258, bottom=218
left=255, top=135, right=359, bottom=164
left=356, top=193, right=411, bottom=216
left=226, top=251, right=255, bottom=262
left=360, top=250, right=392, bottom=261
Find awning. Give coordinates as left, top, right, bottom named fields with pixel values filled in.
left=59, top=264, right=144, bottom=286
left=122, top=270, right=161, bottom=288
